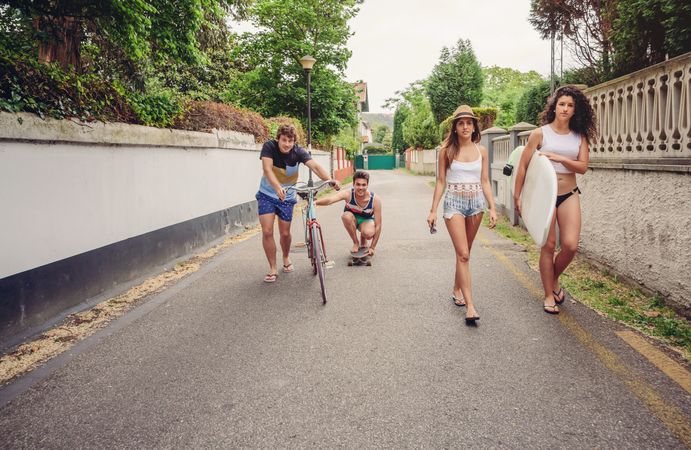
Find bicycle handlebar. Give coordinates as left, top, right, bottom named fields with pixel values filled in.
left=292, top=179, right=335, bottom=194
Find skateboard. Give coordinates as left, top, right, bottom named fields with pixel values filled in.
left=348, top=246, right=372, bottom=266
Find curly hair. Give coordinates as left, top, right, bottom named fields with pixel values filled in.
left=539, top=85, right=597, bottom=143
left=276, top=124, right=297, bottom=141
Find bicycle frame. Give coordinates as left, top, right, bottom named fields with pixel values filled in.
left=294, top=180, right=331, bottom=304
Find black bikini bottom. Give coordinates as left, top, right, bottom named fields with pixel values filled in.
left=556, top=187, right=581, bottom=208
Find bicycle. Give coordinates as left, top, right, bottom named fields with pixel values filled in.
left=293, top=179, right=334, bottom=304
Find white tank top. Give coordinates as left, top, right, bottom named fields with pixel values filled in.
left=446, top=144, right=482, bottom=183
left=540, top=125, right=581, bottom=174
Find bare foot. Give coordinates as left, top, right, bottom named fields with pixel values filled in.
left=351, top=243, right=360, bottom=253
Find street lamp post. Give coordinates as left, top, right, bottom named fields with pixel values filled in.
left=299, top=55, right=316, bottom=185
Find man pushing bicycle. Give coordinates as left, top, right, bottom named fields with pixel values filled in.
left=256, top=124, right=339, bottom=283
left=316, top=170, right=382, bottom=257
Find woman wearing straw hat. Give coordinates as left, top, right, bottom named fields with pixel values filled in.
left=427, top=105, right=497, bottom=325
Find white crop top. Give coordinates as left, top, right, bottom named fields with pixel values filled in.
left=540, top=125, right=581, bottom=174
left=446, top=144, right=482, bottom=183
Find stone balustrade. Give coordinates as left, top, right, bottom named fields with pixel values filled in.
left=585, top=51, right=691, bottom=169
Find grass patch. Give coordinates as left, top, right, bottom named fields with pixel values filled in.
left=486, top=215, right=691, bottom=360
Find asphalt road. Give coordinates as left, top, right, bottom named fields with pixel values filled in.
left=1, top=170, right=689, bottom=448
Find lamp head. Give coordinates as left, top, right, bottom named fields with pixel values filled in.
left=299, top=55, right=316, bottom=71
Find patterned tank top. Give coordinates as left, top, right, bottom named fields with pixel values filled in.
left=344, top=189, right=375, bottom=218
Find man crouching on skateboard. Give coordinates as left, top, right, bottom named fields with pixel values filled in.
left=316, top=170, right=382, bottom=257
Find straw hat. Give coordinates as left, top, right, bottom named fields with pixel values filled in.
left=452, top=105, right=477, bottom=120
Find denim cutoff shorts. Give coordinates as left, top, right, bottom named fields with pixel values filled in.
left=443, top=183, right=486, bottom=218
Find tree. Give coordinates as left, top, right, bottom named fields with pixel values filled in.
left=611, top=0, right=691, bottom=76
left=386, top=81, right=425, bottom=151
left=0, top=1, right=248, bottom=71
left=332, top=124, right=359, bottom=158
left=226, top=0, right=360, bottom=141
left=426, top=39, right=483, bottom=124
left=529, top=0, right=618, bottom=84
left=391, top=105, right=409, bottom=152
left=381, top=128, right=393, bottom=150
left=515, top=80, right=551, bottom=125
left=481, top=66, right=544, bottom=127
left=403, top=92, right=440, bottom=150
left=373, top=123, right=389, bottom=143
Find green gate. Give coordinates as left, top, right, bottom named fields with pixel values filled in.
left=354, top=154, right=396, bottom=170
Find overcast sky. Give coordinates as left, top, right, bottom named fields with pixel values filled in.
left=345, top=0, right=557, bottom=113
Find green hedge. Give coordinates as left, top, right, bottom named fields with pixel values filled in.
left=0, top=50, right=133, bottom=122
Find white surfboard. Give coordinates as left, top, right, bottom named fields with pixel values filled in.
left=509, top=146, right=557, bottom=247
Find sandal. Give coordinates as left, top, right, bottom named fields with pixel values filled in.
left=553, top=288, right=565, bottom=305
left=465, top=315, right=480, bottom=325
left=543, top=303, right=560, bottom=314
left=452, top=295, right=466, bottom=307
left=282, top=263, right=294, bottom=273
left=263, top=273, right=278, bottom=283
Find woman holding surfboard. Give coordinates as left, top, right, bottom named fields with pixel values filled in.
left=513, top=85, right=596, bottom=314
left=427, top=105, right=497, bottom=325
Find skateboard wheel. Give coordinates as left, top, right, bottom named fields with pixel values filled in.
left=347, top=261, right=353, bottom=266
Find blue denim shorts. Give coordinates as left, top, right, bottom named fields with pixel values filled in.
left=256, top=191, right=297, bottom=222
left=443, top=191, right=486, bottom=219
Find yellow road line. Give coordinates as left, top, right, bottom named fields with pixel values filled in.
left=616, top=330, right=691, bottom=395
left=479, top=233, right=691, bottom=446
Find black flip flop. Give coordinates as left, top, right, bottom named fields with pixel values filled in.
left=465, top=316, right=480, bottom=326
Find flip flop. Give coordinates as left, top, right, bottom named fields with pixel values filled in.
left=543, top=303, right=560, bottom=314
left=465, top=315, right=480, bottom=325
left=452, top=295, right=466, bottom=307
left=553, top=288, right=565, bottom=305
left=263, top=273, right=277, bottom=283
left=282, top=263, right=294, bottom=273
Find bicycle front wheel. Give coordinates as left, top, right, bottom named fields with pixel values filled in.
left=310, top=224, right=327, bottom=304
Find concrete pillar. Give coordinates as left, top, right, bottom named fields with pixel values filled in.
left=508, top=122, right=536, bottom=151
left=481, top=126, right=507, bottom=186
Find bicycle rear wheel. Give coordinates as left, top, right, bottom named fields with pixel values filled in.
left=310, top=224, right=327, bottom=304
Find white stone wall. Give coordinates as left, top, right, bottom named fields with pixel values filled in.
left=408, top=149, right=437, bottom=175
left=578, top=169, right=691, bottom=307
left=0, top=112, right=330, bottom=279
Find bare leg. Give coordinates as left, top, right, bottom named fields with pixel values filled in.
left=277, top=218, right=293, bottom=268
left=553, top=194, right=581, bottom=294
left=445, top=214, right=478, bottom=319
left=449, top=212, right=484, bottom=305
left=342, top=212, right=360, bottom=252
left=540, top=214, right=559, bottom=312
left=259, top=213, right=278, bottom=275
left=463, top=213, right=484, bottom=318
left=445, top=216, right=469, bottom=304
left=359, top=220, right=375, bottom=248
